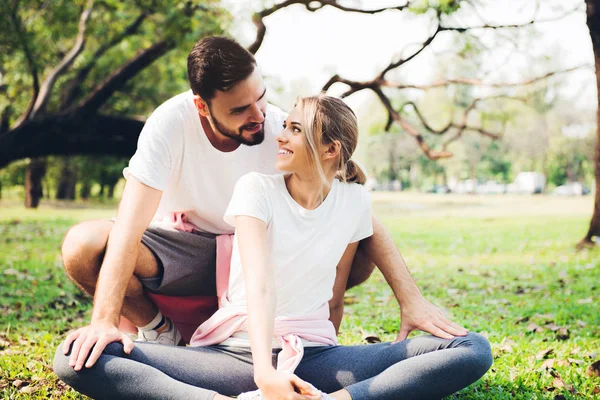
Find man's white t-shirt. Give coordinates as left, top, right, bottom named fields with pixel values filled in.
left=223, top=172, right=373, bottom=319
left=123, top=90, right=287, bottom=234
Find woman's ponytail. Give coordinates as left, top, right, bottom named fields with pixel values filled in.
left=337, top=159, right=367, bottom=185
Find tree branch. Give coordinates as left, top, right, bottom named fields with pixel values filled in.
left=61, top=11, right=149, bottom=109
left=248, top=0, right=408, bottom=54
left=372, top=87, right=453, bottom=160
left=29, top=0, right=94, bottom=119
left=76, top=39, right=175, bottom=114
left=438, top=98, right=486, bottom=150
left=401, top=101, right=453, bottom=135
left=0, top=112, right=144, bottom=168
left=382, top=64, right=592, bottom=90
left=379, top=23, right=442, bottom=79
left=440, top=2, right=583, bottom=32
left=9, top=3, right=40, bottom=129
left=0, top=105, right=13, bottom=134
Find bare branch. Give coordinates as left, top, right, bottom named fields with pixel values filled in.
left=379, top=24, right=442, bottom=78
left=372, top=87, right=453, bottom=160
left=9, top=3, right=40, bottom=128
left=382, top=64, right=592, bottom=90
left=61, top=11, right=149, bottom=108
left=306, top=0, right=409, bottom=14
left=76, top=40, right=175, bottom=114
left=438, top=96, right=529, bottom=151
left=400, top=97, right=503, bottom=155
left=401, top=101, right=453, bottom=135
left=248, top=0, right=408, bottom=54
left=30, top=0, right=94, bottom=119
left=440, top=2, right=583, bottom=32
left=376, top=2, right=583, bottom=79
left=440, top=98, right=488, bottom=150
left=323, top=74, right=377, bottom=97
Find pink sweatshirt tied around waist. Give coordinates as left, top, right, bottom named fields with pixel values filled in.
left=190, top=234, right=339, bottom=373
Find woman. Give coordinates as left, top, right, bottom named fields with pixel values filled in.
left=54, top=95, right=492, bottom=400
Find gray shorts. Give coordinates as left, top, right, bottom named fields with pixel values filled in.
left=138, top=224, right=218, bottom=297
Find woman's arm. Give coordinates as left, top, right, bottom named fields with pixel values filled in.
left=236, top=216, right=316, bottom=399
left=236, top=215, right=276, bottom=379
left=329, top=242, right=359, bottom=333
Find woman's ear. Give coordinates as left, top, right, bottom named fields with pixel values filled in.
left=193, top=96, right=210, bottom=117
left=324, top=140, right=342, bottom=161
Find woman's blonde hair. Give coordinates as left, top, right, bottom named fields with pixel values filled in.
left=296, top=94, right=367, bottom=190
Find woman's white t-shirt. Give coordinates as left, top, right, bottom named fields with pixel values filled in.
left=223, top=172, right=373, bottom=322
left=123, top=90, right=286, bottom=234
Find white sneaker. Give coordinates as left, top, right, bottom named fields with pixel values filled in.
left=238, top=389, right=333, bottom=399
left=136, top=318, right=183, bottom=346
left=238, top=389, right=262, bottom=400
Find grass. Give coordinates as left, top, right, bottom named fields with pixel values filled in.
left=0, top=193, right=599, bottom=399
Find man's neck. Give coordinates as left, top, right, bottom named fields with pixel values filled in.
left=199, top=115, right=241, bottom=153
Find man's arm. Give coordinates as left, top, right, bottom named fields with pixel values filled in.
left=367, top=214, right=468, bottom=342
left=329, top=242, right=360, bottom=333
left=63, top=176, right=162, bottom=370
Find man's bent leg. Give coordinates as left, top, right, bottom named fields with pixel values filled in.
left=61, top=220, right=160, bottom=327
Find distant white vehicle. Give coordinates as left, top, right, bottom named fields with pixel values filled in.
left=475, top=181, right=506, bottom=195
left=453, top=179, right=477, bottom=194
left=553, top=182, right=590, bottom=196
left=391, top=180, right=402, bottom=191
left=365, top=177, right=378, bottom=192
left=507, top=172, right=546, bottom=194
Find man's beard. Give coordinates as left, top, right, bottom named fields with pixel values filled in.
left=209, top=111, right=265, bottom=146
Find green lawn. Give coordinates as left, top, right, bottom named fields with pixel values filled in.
left=0, top=194, right=598, bottom=399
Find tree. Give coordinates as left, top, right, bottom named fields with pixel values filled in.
left=0, top=0, right=228, bottom=207
left=1, top=0, right=590, bottom=211
left=580, top=0, right=600, bottom=247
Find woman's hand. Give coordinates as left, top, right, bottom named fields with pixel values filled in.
left=256, top=369, right=320, bottom=400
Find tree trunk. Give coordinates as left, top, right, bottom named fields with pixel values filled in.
left=80, top=180, right=91, bottom=199
left=409, top=162, right=418, bottom=188
left=580, top=0, right=600, bottom=247
left=108, top=183, right=116, bottom=199
left=56, top=158, right=77, bottom=200
left=25, top=157, right=46, bottom=208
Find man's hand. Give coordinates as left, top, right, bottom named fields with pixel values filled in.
left=63, top=320, right=135, bottom=371
left=394, top=295, right=468, bottom=342
left=256, top=369, right=320, bottom=400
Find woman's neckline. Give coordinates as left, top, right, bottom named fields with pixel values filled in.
left=279, top=173, right=337, bottom=215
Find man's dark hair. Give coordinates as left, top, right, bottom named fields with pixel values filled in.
left=187, top=36, right=257, bottom=102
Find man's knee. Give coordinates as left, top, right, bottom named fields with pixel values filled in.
left=61, top=221, right=112, bottom=285
left=53, top=342, right=77, bottom=385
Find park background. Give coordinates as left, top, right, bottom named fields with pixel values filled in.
left=0, top=0, right=599, bottom=398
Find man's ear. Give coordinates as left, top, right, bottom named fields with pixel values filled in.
left=324, top=140, right=342, bottom=161
left=193, top=96, right=210, bottom=117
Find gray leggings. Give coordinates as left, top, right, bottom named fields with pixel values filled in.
left=53, top=332, right=492, bottom=400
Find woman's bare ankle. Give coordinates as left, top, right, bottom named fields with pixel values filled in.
left=329, top=389, right=352, bottom=400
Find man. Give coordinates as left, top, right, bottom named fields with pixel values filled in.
left=60, top=36, right=467, bottom=372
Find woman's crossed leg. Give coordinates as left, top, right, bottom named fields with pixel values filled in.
left=295, top=332, right=492, bottom=400
left=54, top=341, right=261, bottom=400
